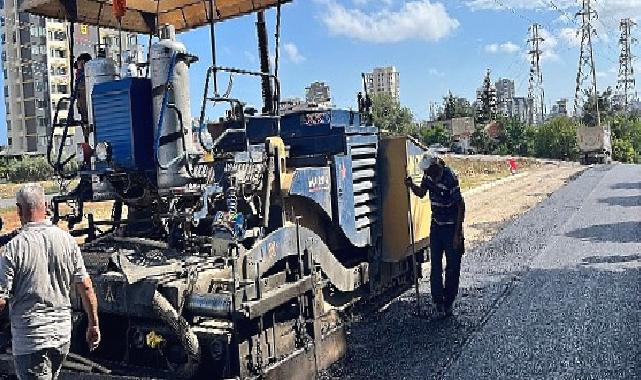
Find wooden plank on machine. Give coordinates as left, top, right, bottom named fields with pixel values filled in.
left=21, top=0, right=292, bottom=33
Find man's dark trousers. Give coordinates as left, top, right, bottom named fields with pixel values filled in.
left=429, top=223, right=462, bottom=308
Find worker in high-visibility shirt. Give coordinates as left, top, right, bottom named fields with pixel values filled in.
left=406, top=153, right=466, bottom=317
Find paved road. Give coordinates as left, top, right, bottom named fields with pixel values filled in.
left=326, top=164, right=640, bottom=379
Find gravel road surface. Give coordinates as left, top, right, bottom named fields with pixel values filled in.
left=324, top=164, right=640, bottom=379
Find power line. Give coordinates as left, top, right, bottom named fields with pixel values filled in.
left=574, top=0, right=600, bottom=124
left=528, top=23, right=546, bottom=124
left=546, top=0, right=579, bottom=27
left=615, top=18, right=637, bottom=111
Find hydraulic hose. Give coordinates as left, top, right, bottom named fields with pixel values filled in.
left=151, top=290, right=201, bottom=379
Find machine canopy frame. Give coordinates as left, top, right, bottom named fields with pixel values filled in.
left=20, top=0, right=291, bottom=33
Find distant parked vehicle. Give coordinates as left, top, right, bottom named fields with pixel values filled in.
left=451, top=142, right=476, bottom=155
left=429, top=143, right=451, bottom=154
left=577, top=124, right=612, bottom=165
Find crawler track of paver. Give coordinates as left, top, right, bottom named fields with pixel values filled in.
left=324, top=165, right=641, bottom=380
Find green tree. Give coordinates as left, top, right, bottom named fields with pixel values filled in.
left=531, top=116, right=579, bottom=160
left=471, top=124, right=495, bottom=154
left=609, top=115, right=641, bottom=162
left=419, top=123, right=451, bottom=146
left=371, top=93, right=413, bottom=134
left=582, top=87, right=615, bottom=127
left=497, top=117, right=528, bottom=155
left=524, top=125, right=538, bottom=157
left=441, top=92, right=474, bottom=120
left=612, top=138, right=636, bottom=163
left=476, top=69, right=496, bottom=125
left=0, top=156, right=57, bottom=182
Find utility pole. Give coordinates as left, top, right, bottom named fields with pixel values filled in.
left=574, top=0, right=600, bottom=126
left=528, top=23, right=545, bottom=125
left=616, top=18, right=636, bottom=112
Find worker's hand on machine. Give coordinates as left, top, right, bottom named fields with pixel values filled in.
left=86, top=325, right=101, bottom=351
left=404, top=177, right=414, bottom=188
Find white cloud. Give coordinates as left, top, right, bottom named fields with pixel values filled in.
left=485, top=41, right=521, bottom=54
left=428, top=68, right=445, bottom=77
left=485, top=44, right=498, bottom=53
left=284, top=43, right=306, bottom=64
left=559, top=27, right=581, bottom=48
left=466, top=0, right=575, bottom=11
left=466, top=0, right=641, bottom=32
left=538, top=28, right=559, bottom=62
left=315, top=0, right=460, bottom=43
left=353, top=0, right=394, bottom=5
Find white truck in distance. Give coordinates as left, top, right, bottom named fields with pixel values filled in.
left=577, top=124, right=612, bottom=164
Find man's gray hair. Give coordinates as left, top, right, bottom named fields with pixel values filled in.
left=16, top=183, right=46, bottom=211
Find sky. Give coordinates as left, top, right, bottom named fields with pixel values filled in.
left=1, top=0, right=640, bottom=144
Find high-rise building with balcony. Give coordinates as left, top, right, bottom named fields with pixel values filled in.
left=305, top=81, right=331, bottom=107
left=1, top=4, right=50, bottom=155
left=1, top=1, right=140, bottom=156
left=364, top=66, right=400, bottom=102
left=495, top=78, right=515, bottom=118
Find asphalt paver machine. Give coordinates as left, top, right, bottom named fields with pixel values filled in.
left=2, top=1, right=432, bottom=378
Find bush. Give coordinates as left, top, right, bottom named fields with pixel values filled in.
left=0, top=157, right=55, bottom=182
left=612, top=138, right=636, bottom=163
left=531, top=117, right=579, bottom=160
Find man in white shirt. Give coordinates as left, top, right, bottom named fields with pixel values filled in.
left=0, top=183, right=100, bottom=379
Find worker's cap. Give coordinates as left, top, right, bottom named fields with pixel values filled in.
left=77, top=53, right=92, bottom=62
left=419, top=151, right=442, bottom=171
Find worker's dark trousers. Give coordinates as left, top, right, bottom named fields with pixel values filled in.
left=429, top=223, right=462, bottom=308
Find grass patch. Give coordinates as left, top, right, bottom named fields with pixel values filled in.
left=444, top=157, right=538, bottom=192
left=0, top=180, right=80, bottom=199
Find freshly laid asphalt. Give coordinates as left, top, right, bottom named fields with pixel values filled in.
left=325, top=164, right=640, bottom=379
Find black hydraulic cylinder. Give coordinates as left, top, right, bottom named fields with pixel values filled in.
left=256, top=11, right=274, bottom=115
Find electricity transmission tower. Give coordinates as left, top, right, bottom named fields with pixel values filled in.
left=528, top=23, right=545, bottom=125
left=616, top=18, right=636, bottom=111
left=574, top=0, right=600, bottom=125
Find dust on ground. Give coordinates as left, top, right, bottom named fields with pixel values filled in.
left=462, top=161, right=584, bottom=249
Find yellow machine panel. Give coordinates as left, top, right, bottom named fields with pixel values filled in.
left=380, top=136, right=430, bottom=262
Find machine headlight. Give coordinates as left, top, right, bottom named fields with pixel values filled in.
left=95, top=142, right=111, bottom=162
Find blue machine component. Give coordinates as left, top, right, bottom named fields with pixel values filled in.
left=93, top=78, right=155, bottom=172
left=280, top=110, right=367, bottom=157
left=289, top=167, right=333, bottom=219
left=246, top=117, right=279, bottom=144
left=333, top=134, right=378, bottom=248
left=281, top=109, right=379, bottom=248
left=280, top=110, right=360, bottom=137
